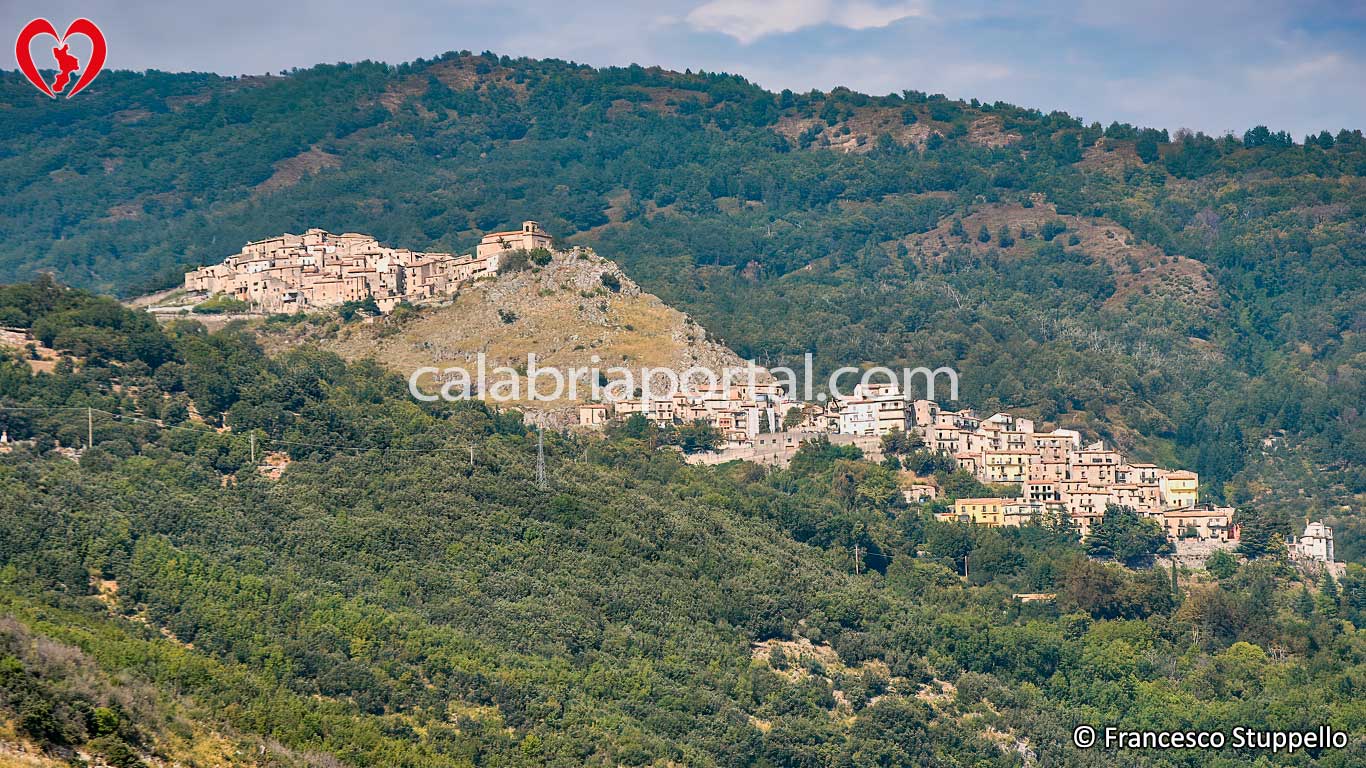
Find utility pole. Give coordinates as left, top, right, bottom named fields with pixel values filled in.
left=250, top=433, right=256, bottom=464
left=469, top=444, right=475, bottom=468
left=963, top=553, right=970, bottom=581
left=87, top=407, right=93, bottom=450
left=852, top=544, right=863, bottom=575
left=536, top=428, right=547, bottom=486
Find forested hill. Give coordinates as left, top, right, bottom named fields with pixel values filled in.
left=1, top=51, right=1363, bottom=544
left=2, top=283, right=1365, bottom=767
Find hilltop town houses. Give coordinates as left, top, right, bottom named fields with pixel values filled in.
left=583, top=380, right=789, bottom=446
left=183, top=222, right=552, bottom=313
left=601, top=380, right=1233, bottom=543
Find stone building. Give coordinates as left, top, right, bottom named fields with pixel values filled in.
left=183, top=224, right=552, bottom=314
left=476, top=221, right=553, bottom=260
left=1289, top=521, right=1335, bottom=563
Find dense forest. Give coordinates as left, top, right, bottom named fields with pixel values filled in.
left=1, top=51, right=1361, bottom=556
left=1, top=281, right=1364, bottom=766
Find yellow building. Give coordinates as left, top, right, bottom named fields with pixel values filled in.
left=1160, top=470, right=1199, bottom=509
left=945, top=497, right=1010, bottom=526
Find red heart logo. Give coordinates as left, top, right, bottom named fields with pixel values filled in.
left=15, top=18, right=106, bottom=98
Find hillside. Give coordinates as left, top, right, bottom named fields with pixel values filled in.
left=2, top=284, right=1365, bottom=766
left=1, top=608, right=300, bottom=768
left=1, top=52, right=1361, bottom=551
left=5, top=52, right=1360, bottom=549
left=266, top=248, right=752, bottom=420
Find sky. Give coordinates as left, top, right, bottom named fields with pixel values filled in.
left=5, top=0, right=1366, bottom=138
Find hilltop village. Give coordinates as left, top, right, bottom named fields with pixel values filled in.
left=171, top=224, right=1336, bottom=560
left=182, top=222, right=552, bottom=313
left=583, top=381, right=1265, bottom=548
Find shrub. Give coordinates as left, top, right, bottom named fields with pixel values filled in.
left=1206, top=550, right=1239, bottom=579
left=996, top=225, right=1015, bottom=248
left=191, top=294, right=250, bottom=314
left=496, top=249, right=530, bottom=274
left=338, top=296, right=380, bottom=322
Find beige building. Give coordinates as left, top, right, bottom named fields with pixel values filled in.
left=476, top=221, right=553, bottom=260
left=577, top=403, right=610, bottom=428
left=687, top=429, right=823, bottom=466
left=1068, top=443, right=1124, bottom=485
left=905, top=400, right=1205, bottom=536
left=183, top=225, right=546, bottom=314
left=1161, top=505, right=1236, bottom=542
left=683, top=430, right=882, bottom=467
left=676, top=393, right=1223, bottom=544
left=902, top=483, right=938, bottom=503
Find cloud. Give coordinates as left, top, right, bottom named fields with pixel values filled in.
left=685, top=0, right=927, bottom=44
left=1249, top=53, right=1345, bottom=84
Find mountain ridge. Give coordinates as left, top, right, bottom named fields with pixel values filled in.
left=1, top=49, right=1362, bottom=551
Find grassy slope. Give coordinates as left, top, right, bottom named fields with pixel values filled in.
left=268, top=250, right=751, bottom=415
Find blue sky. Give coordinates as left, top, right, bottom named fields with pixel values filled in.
left=6, top=1, right=1366, bottom=137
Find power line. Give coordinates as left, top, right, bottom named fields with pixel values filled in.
left=0, top=404, right=493, bottom=456
left=0, top=405, right=102, bottom=412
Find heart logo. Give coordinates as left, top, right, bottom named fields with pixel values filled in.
left=15, top=18, right=106, bottom=98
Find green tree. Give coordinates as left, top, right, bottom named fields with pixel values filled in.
left=1135, top=133, right=1160, bottom=163
left=1205, top=549, right=1238, bottom=579
left=1235, top=507, right=1287, bottom=559
left=676, top=419, right=721, bottom=454
left=879, top=428, right=921, bottom=456
left=1086, top=505, right=1170, bottom=565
